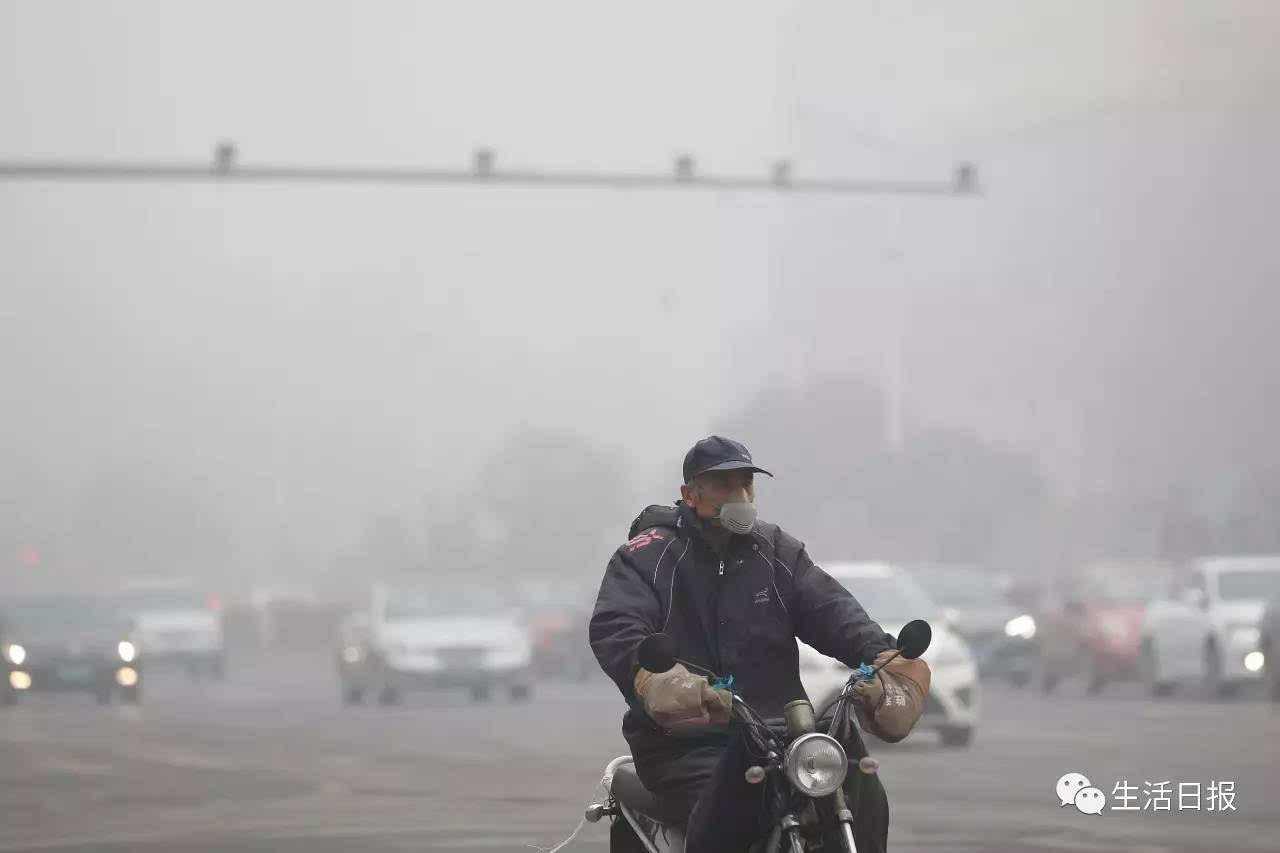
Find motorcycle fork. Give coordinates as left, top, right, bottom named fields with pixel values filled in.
left=831, top=787, right=858, bottom=852
left=778, top=814, right=805, bottom=853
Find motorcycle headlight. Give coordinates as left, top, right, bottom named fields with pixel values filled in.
left=784, top=733, right=847, bottom=797
left=4, top=643, right=25, bottom=666
left=117, top=641, right=137, bottom=663
left=1003, top=614, right=1036, bottom=640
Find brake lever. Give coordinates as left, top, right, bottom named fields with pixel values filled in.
left=825, top=659, right=884, bottom=737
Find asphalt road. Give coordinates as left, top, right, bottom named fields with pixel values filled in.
left=1, top=655, right=1277, bottom=853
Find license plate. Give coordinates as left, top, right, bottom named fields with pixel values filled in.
left=438, top=648, right=483, bottom=668
left=55, top=663, right=94, bottom=683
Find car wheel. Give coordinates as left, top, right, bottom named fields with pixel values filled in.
left=1084, top=653, right=1106, bottom=696
left=509, top=684, right=531, bottom=702
left=470, top=684, right=492, bottom=703
left=1036, top=655, right=1059, bottom=695
left=342, top=685, right=364, bottom=705
left=1204, top=639, right=1237, bottom=699
left=1263, top=638, right=1280, bottom=702
left=377, top=685, right=402, bottom=706
left=94, top=684, right=113, bottom=705
left=939, top=725, right=973, bottom=748
left=1006, top=669, right=1031, bottom=688
left=1140, top=639, right=1174, bottom=697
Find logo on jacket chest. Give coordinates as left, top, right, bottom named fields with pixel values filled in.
left=753, top=587, right=771, bottom=605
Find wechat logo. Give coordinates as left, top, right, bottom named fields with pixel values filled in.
left=1056, top=772, right=1106, bottom=815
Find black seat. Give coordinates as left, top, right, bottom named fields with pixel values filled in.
left=611, top=763, right=686, bottom=852
left=611, top=764, right=660, bottom=816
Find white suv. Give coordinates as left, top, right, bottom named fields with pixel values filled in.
left=1140, top=555, right=1280, bottom=697
left=798, top=561, right=979, bottom=747
left=115, top=583, right=224, bottom=679
left=337, top=584, right=533, bottom=705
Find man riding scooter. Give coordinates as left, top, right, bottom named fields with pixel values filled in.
left=590, top=436, right=931, bottom=852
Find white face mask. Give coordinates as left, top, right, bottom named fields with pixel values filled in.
left=710, top=486, right=757, bottom=534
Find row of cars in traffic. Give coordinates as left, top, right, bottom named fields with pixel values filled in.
left=1, top=581, right=226, bottom=706
left=331, top=566, right=988, bottom=748
left=1031, top=555, right=1280, bottom=699
left=799, top=553, right=1280, bottom=747
left=13, top=552, right=1275, bottom=734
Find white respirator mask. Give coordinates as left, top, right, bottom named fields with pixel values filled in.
left=711, top=487, right=757, bottom=535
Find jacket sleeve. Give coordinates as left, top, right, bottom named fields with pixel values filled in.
left=589, top=545, right=663, bottom=703
left=790, top=547, right=896, bottom=669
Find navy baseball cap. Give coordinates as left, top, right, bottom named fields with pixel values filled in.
left=682, top=436, right=774, bottom=483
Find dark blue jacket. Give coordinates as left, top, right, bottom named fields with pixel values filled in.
left=589, top=501, right=895, bottom=765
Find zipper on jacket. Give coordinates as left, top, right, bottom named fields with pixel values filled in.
left=713, top=557, right=726, bottom=674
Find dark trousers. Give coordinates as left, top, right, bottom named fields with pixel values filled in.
left=614, top=725, right=889, bottom=852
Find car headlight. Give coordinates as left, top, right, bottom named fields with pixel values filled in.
left=117, top=641, right=137, bottom=663
left=4, top=643, right=25, bottom=666
left=784, top=733, right=847, bottom=797
left=1004, top=614, right=1036, bottom=640
left=1228, top=625, right=1260, bottom=648
left=341, top=645, right=362, bottom=664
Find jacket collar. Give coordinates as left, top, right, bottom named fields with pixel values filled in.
left=676, top=500, right=747, bottom=557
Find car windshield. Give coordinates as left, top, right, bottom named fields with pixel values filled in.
left=833, top=573, right=936, bottom=624
left=116, top=590, right=208, bottom=612
left=1216, top=567, right=1280, bottom=602
left=384, top=588, right=511, bottom=621
left=912, top=565, right=1002, bottom=608
left=0, top=597, right=124, bottom=640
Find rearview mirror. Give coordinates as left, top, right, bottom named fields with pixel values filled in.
left=637, top=633, right=677, bottom=673
left=896, top=619, right=932, bottom=660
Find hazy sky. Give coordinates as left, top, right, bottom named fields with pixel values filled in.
left=3, top=1, right=1277, bottom=583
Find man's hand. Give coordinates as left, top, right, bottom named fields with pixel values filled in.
left=634, top=663, right=733, bottom=729
left=850, top=649, right=931, bottom=743
left=849, top=649, right=898, bottom=708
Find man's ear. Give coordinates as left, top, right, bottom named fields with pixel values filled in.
left=679, top=482, right=696, bottom=506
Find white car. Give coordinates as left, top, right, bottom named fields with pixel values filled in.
left=337, top=584, right=533, bottom=705
left=799, top=561, right=979, bottom=747
left=1140, top=555, right=1280, bottom=697
left=115, top=584, right=224, bottom=679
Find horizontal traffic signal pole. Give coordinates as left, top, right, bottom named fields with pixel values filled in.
left=0, top=145, right=979, bottom=197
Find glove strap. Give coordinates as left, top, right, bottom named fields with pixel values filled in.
left=710, top=674, right=735, bottom=691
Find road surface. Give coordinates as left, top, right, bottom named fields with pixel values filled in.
left=1, top=654, right=1276, bottom=852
